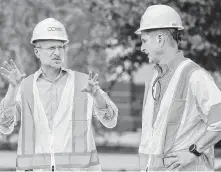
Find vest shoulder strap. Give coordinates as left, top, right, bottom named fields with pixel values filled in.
left=21, top=74, right=35, bottom=112
left=73, top=71, right=89, bottom=97
left=19, top=74, right=35, bottom=156
left=174, top=61, right=201, bottom=100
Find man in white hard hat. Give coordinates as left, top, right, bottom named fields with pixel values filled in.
left=136, top=4, right=221, bottom=171
left=0, top=18, right=118, bottom=172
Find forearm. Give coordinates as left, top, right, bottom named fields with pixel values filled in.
left=0, top=99, right=17, bottom=134
left=0, top=60, right=23, bottom=133
left=0, top=84, right=20, bottom=133
left=92, top=89, right=107, bottom=109
left=93, top=90, right=118, bottom=128
left=197, top=103, right=221, bottom=153
left=3, top=84, right=19, bottom=108
left=197, top=129, right=221, bottom=153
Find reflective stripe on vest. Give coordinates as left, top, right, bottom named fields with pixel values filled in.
left=16, top=150, right=98, bottom=170
left=16, top=71, right=99, bottom=170
left=72, top=71, right=88, bottom=153
left=20, top=75, right=35, bottom=155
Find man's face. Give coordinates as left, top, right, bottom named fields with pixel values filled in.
left=34, top=40, right=65, bottom=69
left=140, top=31, right=162, bottom=64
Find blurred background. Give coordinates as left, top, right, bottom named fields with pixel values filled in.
left=0, top=0, right=221, bottom=171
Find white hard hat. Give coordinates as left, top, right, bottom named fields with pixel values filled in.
left=30, top=18, right=69, bottom=44
left=135, top=5, right=184, bottom=34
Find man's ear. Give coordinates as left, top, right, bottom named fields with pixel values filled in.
left=34, top=48, right=40, bottom=59
left=157, top=34, right=165, bottom=47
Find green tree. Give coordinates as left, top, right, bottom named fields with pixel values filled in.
left=0, top=0, right=220, bottom=93
left=85, top=0, right=221, bottom=84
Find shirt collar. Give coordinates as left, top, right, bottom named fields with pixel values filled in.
left=35, top=67, right=69, bottom=81
left=154, top=51, right=186, bottom=77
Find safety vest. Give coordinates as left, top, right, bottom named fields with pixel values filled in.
left=16, top=70, right=99, bottom=171
left=140, top=59, right=201, bottom=171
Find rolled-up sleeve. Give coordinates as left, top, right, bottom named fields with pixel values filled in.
left=0, top=87, right=21, bottom=135
left=93, top=89, right=118, bottom=128
left=190, top=69, right=221, bottom=131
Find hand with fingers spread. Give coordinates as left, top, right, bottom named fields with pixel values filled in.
left=81, top=71, right=100, bottom=97
left=0, top=59, right=26, bottom=87
left=164, top=150, right=198, bottom=171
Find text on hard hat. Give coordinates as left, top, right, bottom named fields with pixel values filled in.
left=47, top=27, right=62, bottom=31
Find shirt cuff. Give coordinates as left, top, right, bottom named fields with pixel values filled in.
left=94, top=105, right=112, bottom=120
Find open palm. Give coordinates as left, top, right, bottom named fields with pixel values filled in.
left=0, top=59, right=26, bottom=86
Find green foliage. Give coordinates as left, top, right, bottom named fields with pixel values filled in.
left=0, top=0, right=220, bottom=94
left=89, top=0, right=221, bottom=73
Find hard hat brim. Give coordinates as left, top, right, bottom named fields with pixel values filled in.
left=30, top=37, right=69, bottom=45
left=135, top=28, right=141, bottom=35
left=135, top=26, right=184, bottom=35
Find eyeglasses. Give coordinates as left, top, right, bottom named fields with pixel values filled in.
left=152, top=76, right=161, bottom=101
left=36, top=45, right=65, bottom=54
left=152, top=64, right=163, bottom=101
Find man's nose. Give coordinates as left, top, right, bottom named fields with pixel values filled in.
left=54, top=47, right=60, bottom=55
left=141, top=44, right=146, bottom=53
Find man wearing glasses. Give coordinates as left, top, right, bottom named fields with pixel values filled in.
left=137, top=5, right=221, bottom=171
left=0, top=18, right=118, bottom=172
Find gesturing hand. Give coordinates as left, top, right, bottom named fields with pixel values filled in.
left=81, top=71, right=100, bottom=97
left=0, top=59, right=26, bottom=87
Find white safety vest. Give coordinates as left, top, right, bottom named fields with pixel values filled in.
left=140, top=59, right=204, bottom=171
left=16, top=70, right=100, bottom=171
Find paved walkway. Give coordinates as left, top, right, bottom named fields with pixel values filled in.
left=1, top=151, right=221, bottom=171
